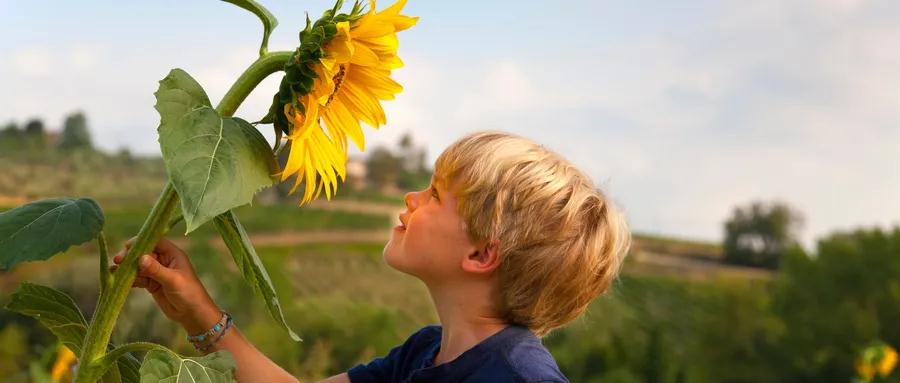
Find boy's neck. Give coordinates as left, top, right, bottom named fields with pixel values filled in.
left=426, top=279, right=508, bottom=366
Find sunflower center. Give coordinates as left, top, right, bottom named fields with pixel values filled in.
left=326, top=64, right=347, bottom=106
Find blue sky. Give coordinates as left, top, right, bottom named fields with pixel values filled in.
left=2, top=0, right=898, bottom=247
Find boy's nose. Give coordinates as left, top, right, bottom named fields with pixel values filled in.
left=404, top=191, right=418, bottom=211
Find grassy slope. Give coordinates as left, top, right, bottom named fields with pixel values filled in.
left=0, top=154, right=773, bottom=381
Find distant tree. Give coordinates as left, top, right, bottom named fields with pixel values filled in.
left=395, top=132, right=430, bottom=190
left=723, top=201, right=803, bottom=269
left=0, top=122, right=24, bottom=153
left=23, top=119, right=44, bottom=136
left=116, top=147, right=135, bottom=166
left=773, top=227, right=900, bottom=382
left=57, top=112, right=93, bottom=151
left=398, top=132, right=427, bottom=172
left=365, top=146, right=402, bottom=191
left=23, top=118, right=47, bottom=150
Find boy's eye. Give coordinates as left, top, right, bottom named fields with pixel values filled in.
left=430, top=186, right=440, bottom=201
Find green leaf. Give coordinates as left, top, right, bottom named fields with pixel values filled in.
left=213, top=210, right=300, bottom=341
left=222, top=0, right=278, bottom=56
left=140, top=349, right=236, bottom=383
left=154, top=69, right=213, bottom=161
left=118, top=352, right=143, bottom=383
left=5, top=283, right=141, bottom=382
left=0, top=198, right=104, bottom=270
left=154, top=69, right=279, bottom=233
left=6, top=282, right=88, bottom=353
left=94, top=342, right=163, bottom=383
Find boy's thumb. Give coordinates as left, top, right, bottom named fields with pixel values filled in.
left=139, top=255, right=177, bottom=286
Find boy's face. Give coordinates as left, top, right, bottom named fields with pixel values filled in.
left=383, top=174, right=477, bottom=283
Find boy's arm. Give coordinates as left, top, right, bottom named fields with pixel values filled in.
left=320, top=373, right=351, bottom=383
left=111, top=239, right=299, bottom=382
left=197, top=319, right=299, bottom=383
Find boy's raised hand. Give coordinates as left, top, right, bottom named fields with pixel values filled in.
left=110, top=237, right=222, bottom=334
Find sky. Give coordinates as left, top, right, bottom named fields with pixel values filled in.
left=1, top=0, right=898, bottom=248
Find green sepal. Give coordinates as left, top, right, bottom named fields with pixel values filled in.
left=259, top=0, right=365, bottom=139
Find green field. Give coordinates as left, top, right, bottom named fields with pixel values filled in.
left=1, top=153, right=897, bottom=382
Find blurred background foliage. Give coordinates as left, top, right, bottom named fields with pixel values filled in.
left=0, top=113, right=897, bottom=382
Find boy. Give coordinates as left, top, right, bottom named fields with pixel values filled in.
left=113, top=131, right=631, bottom=382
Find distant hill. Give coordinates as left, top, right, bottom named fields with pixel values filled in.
left=0, top=151, right=772, bottom=281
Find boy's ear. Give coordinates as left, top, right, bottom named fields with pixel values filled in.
left=461, top=240, right=501, bottom=275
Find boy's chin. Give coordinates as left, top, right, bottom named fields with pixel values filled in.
left=382, top=246, right=407, bottom=271
left=383, top=247, right=423, bottom=278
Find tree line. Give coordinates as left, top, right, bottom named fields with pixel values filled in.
left=1, top=112, right=94, bottom=154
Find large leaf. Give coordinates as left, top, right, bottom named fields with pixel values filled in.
left=93, top=342, right=165, bottom=383
left=154, top=69, right=279, bottom=233
left=140, top=349, right=236, bottom=383
left=6, top=282, right=89, bottom=352
left=221, top=0, right=278, bottom=56
left=214, top=210, right=300, bottom=341
left=0, top=198, right=104, bottom=270
left=5, top=282, right=141, bottom=382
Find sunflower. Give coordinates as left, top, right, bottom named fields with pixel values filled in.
left=272, top=0, right=417, bottom=204
left=856, top=343, right=899, bottom=381
left=50, top=344, right=76, bottom=382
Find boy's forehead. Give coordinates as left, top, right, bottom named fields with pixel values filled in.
left=431, top=172, right=456, bottom=194
left=432, top=172, right=453, bottom=188
left=431, top=171, right=445, bottom=185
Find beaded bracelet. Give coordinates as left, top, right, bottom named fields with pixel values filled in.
left=186, top=311, right=233, bottom=352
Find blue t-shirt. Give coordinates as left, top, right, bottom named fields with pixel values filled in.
left=347, top=325, right=569, bottom=383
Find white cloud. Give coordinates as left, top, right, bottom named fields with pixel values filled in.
left=10, top=47, right=52, bottom=77
left=68, top=44, right=104, bottom=72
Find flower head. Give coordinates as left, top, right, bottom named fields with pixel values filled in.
left=856, top=343, right=898, bottom=381
left=50, top=344, right=76, bottom=381
left=265, top=0, right=417, bottom=204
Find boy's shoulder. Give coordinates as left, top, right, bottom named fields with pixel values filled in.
left=348, top=325, right=569, bottom=383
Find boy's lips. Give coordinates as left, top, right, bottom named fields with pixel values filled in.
left=396, top=213, right=409, bottom=231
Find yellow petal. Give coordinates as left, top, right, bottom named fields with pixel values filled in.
left=350, top=41, right=381, bottom=67
left=350, top=66, right=402, bottom=99
left=351, top=19, right=395, bottom=39
left=344, top=81, right=387, bottom=125
left=376, top=0, right=418, bottom=31
left=325, top=22, right=354, bottom=63
left=281, top=137, right=306, bottom=181
left=329, top=99, right=366, bottom=151
left=381, top=0, right=408, bottom=16
left=337, top=91, right=374, bottom=127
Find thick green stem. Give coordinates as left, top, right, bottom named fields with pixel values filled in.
left=76, top=182, right=179, bottom=383
left=74, top=51, right=292, bottom=382
left=216, top=50, right=293, bottom=117
left=98, top=232, right=111, bottom=296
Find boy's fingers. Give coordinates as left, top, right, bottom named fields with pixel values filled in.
left=152, top=238, right=182, bottom=258
left=138, top=254, right=178, bottom=287
left=133, top=276, right=150, bottom=288
left=146, top=279, right=162, bottom=294
left=124, top=237, right=137, bottom=249
left=112, top=253, right=123, bottom=264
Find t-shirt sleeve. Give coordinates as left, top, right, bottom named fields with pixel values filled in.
left=346, top=326, right=436, bottom=383
left=346, top=343, right=405, bottom=383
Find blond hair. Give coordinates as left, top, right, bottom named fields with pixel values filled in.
left=434, top=131, right=631, bottom=337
